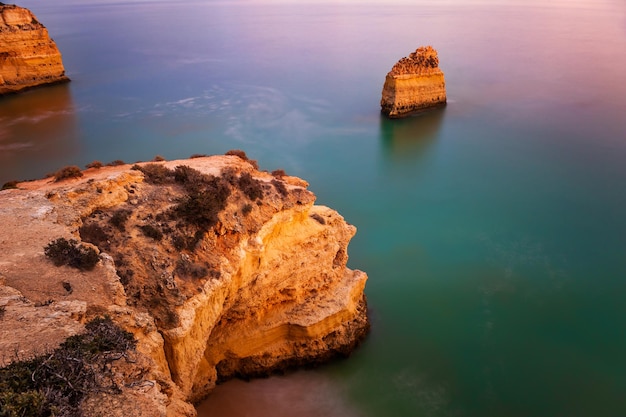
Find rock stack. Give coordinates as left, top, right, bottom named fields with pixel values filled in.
left=0, top=3, right=69, bottom=95
left=381, top=46, right=446, bottom=118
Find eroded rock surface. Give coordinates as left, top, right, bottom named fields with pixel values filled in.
left=381, top=46, right=446, bottom=118
left=0, top=3, right=69, bottom=95
left=0, top=155, right=369, bottom=416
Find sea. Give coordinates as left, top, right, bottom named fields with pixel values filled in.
left=2, top=0, right=626, bottom=416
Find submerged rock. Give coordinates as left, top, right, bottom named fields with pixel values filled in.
left=0, top=154, right=369, bottom=416
left=0, top=3, right=70, bottom=95
left=381, top=46, right=447, bottom=118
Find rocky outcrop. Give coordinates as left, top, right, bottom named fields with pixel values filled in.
left=0, top=155, right=369, bottom=416
left=381, top=46, right=446, bottom=118
left=0, top=3, right=69, bottom=95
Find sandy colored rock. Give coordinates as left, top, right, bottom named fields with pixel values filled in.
left=381, top=46, right=446, bottom=118
left=0, top=155, right=369, bottom=416
left=0, top=3, right=69, bottom=95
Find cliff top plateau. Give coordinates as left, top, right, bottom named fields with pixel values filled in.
left=0, top=153, right=369, bottom=416
left=0, top=3, right=69, bottom=95
left=381, top=45, right=447, bottom=118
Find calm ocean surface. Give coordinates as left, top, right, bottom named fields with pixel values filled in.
left=3, top=0, right=626, bottom=415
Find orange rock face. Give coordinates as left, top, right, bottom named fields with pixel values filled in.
left=381, top=46, right=446, bottom=118
left=0, top=4, right=69, bottom=95
left=0, top=155, right=369, bottom=416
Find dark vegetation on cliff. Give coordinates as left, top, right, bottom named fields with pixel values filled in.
left=111, top=161, right=269, bottom=328
left=1, top=181, right=18, bottom=190
left=37, top=151, right=290, bottom=330
left=51, top=166, right=83, bottom=182
left=0, top=317, right=136, bottom=417
left=44, top=238, right=99, bottom=271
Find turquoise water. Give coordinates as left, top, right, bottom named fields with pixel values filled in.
left=2, top=1, right=626, bottom=416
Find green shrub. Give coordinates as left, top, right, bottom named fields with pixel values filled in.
left=44, top=238, right=99, bottom=271
left=53, top=166, right=83, bottom=182
left=0, top=389, right=46, bottom=417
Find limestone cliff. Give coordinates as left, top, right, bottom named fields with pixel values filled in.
left=381, top=46, right=446, bottom=118
left=0, top=155, right=369, bottom=416
left=0, top=3, right=69, bottom=95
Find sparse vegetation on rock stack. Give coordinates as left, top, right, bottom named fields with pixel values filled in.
left=381, top=45, right=447, bottom=118
left=389, top=46, right=440, bottom=76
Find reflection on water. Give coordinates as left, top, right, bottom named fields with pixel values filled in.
left=379, top=108, right=445, bottom=165
left=196, top=370, right=364, bottom=417
left=0, top=84, right=78, bottom=183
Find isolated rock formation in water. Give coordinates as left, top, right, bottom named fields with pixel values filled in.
left=0, top=3, right=69, bottom=95
left=380, top=46, right=446, bottom=118
left=0, top=154, right=369, bottom=416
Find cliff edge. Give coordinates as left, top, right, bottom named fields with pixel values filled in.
left=0, top=155, right=369, bottom=416
left=0, top=3, right=69, bottom=95
left=380, top=46, right=446, bottom=118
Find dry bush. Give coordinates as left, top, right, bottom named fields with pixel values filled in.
left=173, top=165, right=207, bottom=189
left=271, top=179, right=288, bottom=197
left=106, top=160, right=125, bottom=167
left=135, top=163, right=174, bottom=184
left=44, top=238, right=99, bottom=271
left=173, top=182, right=230, bottom=230
left=53, top=166, right=83, bottom=182
left=241, top=203, right=253, bottom=216
left=238, top=172, right=264, bottom=201
left=225, top=149, right=249, bottom=160
left=0, top=316, right=136, bottom=417
left=85, top=161, right=103, bottom=169
left=79, top=223, right=111, bottom=250
left=175, top=258, right=209, bottom=279
left=225, top=149, right=259, bottom=169
left=109, top=209, right=132, bottom=231
left=139, top=224, right=163, bottom=241
left=1, top=180, right=19, bottom=190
